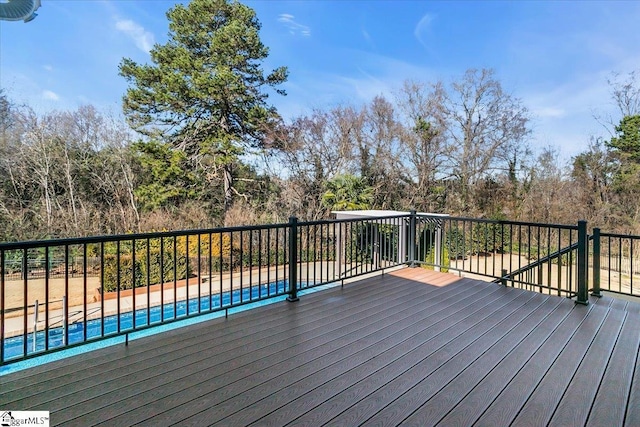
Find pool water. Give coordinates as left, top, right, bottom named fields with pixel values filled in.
left=3, top=280, right=289, bottom=361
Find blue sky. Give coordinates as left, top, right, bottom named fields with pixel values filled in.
left=2, top=1, right=640, bottom=161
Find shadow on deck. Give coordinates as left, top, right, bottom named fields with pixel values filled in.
left=1, top=267, right=639, bottom=426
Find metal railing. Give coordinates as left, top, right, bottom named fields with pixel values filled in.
left=414, top=214, right=585, bottom=299
left=1, top=214, right=408, bottom=365
left=4, top=211, right=640, bottom=366
left=592, top=229, right=640, bottom=298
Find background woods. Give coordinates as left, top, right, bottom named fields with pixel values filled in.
left=1, top=1, right=640, bottom=242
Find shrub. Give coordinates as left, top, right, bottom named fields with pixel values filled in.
left=102, top=238, right=189, bottom=292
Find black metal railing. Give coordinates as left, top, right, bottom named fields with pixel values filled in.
left=0, top=214, right=408, bottom=365
left=592, top=229, right=640, bottom=298
left=3, top=211, right=639, bottom=366
left=414, top=214, right=585, bottom=299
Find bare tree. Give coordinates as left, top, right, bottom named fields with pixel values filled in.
left=274, top=107, right=353, bottom=220
left=442, top=69, right=530, bottom=213
left=354, top=96, right=406, bottom=209
left=609, top=71, right=640, bottom=118
left=396, top=80, right=449, bottom=212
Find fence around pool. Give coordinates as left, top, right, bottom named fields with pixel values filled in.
left=2, top=211, right=639, bottom=365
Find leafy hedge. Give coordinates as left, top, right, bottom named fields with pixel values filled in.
left=102, top=239, right=188, bottom=292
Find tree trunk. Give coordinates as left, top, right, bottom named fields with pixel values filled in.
left=224, top=163, right=233, bottom=213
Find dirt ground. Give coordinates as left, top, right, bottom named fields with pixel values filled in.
left=2, top=276, right=100, bottom=314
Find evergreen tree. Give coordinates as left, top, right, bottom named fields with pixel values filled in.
left=120, top=0, right=287, bottom=212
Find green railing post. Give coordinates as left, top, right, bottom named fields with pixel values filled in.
left=591, top=228, right=602, bottom=297
left=576, top=220, right=589, bottom=305
left=409, top=210, right=417, bottom=267
left=287, top=216, right=299, bottom=302
left=501, top=269, right=508, bottom=286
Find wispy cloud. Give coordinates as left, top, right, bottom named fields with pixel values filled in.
left=533, top=106, right=566, bottom=119
left=414, top=13, right=435, bottom=49
left=43, top=65, right=53, bottom=72
left=278, top=14, right=311, bottom=37
left=42, top=90, right=60, bottom=101
left=115, top=18, right=155, bottom=53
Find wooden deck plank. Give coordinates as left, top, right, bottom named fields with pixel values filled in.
left=8, top=274, right=428, bottom=404
left=391, top=293, right=565, bottom=426
left=208, top=287, right=535, bottom=427
left=38, top=275, right=471, bottom=423
left=314, top=289, right=542, bottom=427
left=101, top=279, right=495, bottom=426
left=1, top=268, right=639, bottom=427
left=439, top=297, right=604, bottom=427
left=473, top=298, right=615, bottom=427
left=517, top=299, right=627, bottom=426
left=46, top=277, right=480, bottom=425
left=622, top=312, right=640, bottom=427
left=585, top=308, right=640, bottom=427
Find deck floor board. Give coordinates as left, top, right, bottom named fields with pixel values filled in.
left=1, top=268, right=638, bottom=427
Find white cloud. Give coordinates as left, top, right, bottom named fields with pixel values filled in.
left=522, top=73, right=616, bottom=160
left=278, top=14, right=311, bottom=37
left=362, top=29, right=371, bottom=43
left=42, top=90, right=59, bottom=101
left=115, top=19, right=155, bottom=53
left=414, top=13, right=435, bottom=49
left=43, top=65, right=53, bottom=72
left=533, top=107, right=566, bottom=119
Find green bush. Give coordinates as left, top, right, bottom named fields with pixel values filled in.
left=102, top=241, right=188, bottom=292
left=424, top=245, right=449, bottom=273
left=417, top=225, right=449, bottom=272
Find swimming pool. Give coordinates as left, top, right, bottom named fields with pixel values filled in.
left=2, top=280, right=289, bottom=362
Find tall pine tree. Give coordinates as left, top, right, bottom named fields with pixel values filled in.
left=120, top=0, right=287, bottom=213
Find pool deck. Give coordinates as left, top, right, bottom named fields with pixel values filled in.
left=1, top=267, right=640, bottom=426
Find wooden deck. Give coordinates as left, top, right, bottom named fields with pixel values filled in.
left=1, top=267, right=640, bottom=426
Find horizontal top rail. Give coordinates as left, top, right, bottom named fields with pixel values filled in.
left=0, top=221, right=293, bottom=250
left=0, top=214, right=419, bottom=250
left=598, top=230, right=640, bottom=239
left=299, top=214, right=412, bottom=227
left=423, top=214, right=580, bottom=230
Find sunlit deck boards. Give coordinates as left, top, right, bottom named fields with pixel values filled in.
left=1, top=267, right=639, bottom=426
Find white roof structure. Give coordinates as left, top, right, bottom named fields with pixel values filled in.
left=331, top=210, right=449, bottom=219
left=0, top=0, right=41, bottom=22
left=331, top=210, right=447, bottom=272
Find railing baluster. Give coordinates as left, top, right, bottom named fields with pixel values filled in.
left=83, top=244, right=88, bottom=342
left=132, top=238, right=137, bottom=328
left=239, top=231, right=243, bottom=303
left=64, top=244, right=69, bottom=345
left=33, top=299, right=38, bottom=353
left=197, top=233, right=202, bottom=311
left=100, top=242, right=105, bottom=337
left=116, top=241, right=121, bottom=334
left=185, top=235, right=189, bottom=316
left=287, top=217, right=299, bottom=302
left=160, top=237, right=165, bottom=322
left=22, top=248, right=27, bottom=357
left=576, top=220, right=589, bottom=305
left=592, top=228, right=601, bottom=297
left=146, top=238, right=151, bottom=326
left=1, top=249, right=5, bottom=364
left=44, top=247, right=50, bottom=351
left=218, top=232, right=223, bottom=308
left=173, top=236, right=177, bottom=319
